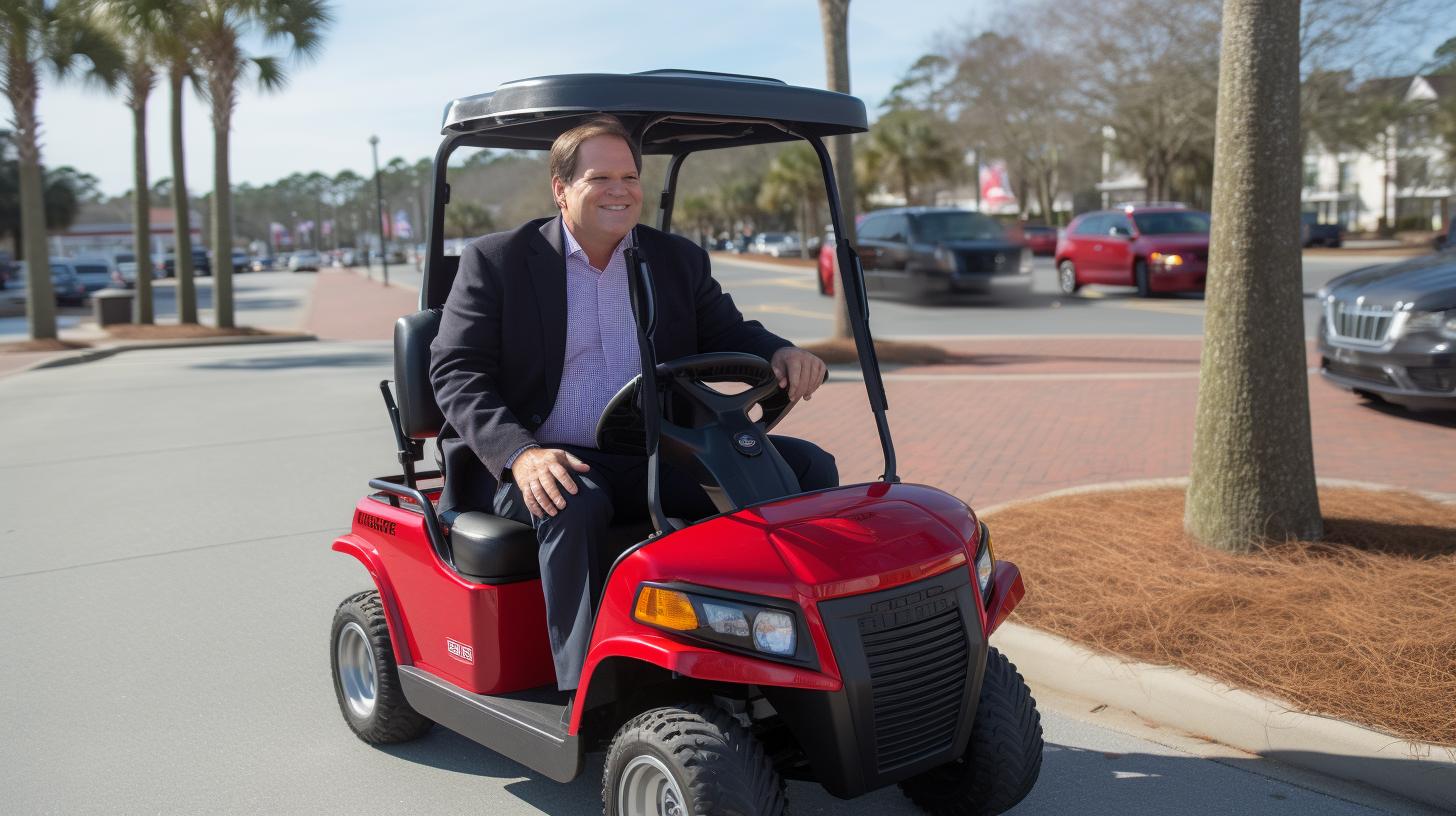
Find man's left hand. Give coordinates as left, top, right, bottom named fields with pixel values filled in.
left=771, top=347, right=828, bottom=403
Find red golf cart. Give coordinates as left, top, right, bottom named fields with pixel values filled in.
left=329, top=70, right=1042, bottom=815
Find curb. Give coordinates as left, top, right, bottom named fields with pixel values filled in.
left=8, top=332, right=318, bottom=377
left=982, top=478, right=1456, bottom=811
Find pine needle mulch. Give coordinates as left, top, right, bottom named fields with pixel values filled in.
left=984, top=486, right=1456, bottom=745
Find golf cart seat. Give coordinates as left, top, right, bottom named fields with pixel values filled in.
left=392, top=308, right=540, bottom=584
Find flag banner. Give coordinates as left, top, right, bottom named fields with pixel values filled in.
left=321, top=220, right=334, bottom=237
left=393, top=209, right=413, bottom=241
left=270, top=222, right=292, bottom=247
left=979, top=162, right=1017, bottom=211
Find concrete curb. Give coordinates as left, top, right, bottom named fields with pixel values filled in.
left=982, top=478, right=1456, bottom=811
left=9, top=332, right=317, bottom=376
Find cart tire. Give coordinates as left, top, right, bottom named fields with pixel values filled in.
left=1134, top=259, right=1152, bottom=298
left=898, top=648, right=1043, bottom=816
left=603, top=703, right=786, bottom=816
left=330, top=590, right=433, bottom=744
left=1057, top=260, right=1079, bottom=295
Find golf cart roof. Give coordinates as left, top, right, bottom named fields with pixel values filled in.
left=441, top=70, right=868, bottom=153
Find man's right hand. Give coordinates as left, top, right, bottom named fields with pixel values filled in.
left=510, top=447, right=591, bottom=518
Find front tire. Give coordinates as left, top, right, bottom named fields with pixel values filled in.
left=330, top=590, right=433, bottom=744
left=898, top=648, right=1043, bottom=816
left=604, top=703, right=785, bottom=816
left=1057, top=260, right=1080, bottom=295
left=1134, top=259, right=1152, bottom=298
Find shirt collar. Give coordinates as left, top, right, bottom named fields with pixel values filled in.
left=561, top=220, right=630, bottom=270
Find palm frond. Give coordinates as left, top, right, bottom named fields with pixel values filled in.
left=252, top=54, right=287, bottom=92
left=259, top=0, right=333, bottom=63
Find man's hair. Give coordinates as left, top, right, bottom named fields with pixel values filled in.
left=549, top=115, right=642, bottom=184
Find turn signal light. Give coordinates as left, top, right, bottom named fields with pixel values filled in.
left=634, top=587, right=699, bottom=631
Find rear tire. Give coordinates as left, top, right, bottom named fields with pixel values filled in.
left=1057, top=260, right=1080, bottom=295
left=603, top=703, right=786, bottom=816
left=1134, top=259, right=1152, bottom=298
left=898, top=648, right=1043, bottom=815
left=330, top=590, right=433, bottom=744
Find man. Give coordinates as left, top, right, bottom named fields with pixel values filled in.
left=430, top=116, right=835, bottom=691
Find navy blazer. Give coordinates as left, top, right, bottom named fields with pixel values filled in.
left=429, top=216, right=792, bottom=514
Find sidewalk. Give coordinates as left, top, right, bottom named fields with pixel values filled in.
left=299, top=268, right=1456, bottom=506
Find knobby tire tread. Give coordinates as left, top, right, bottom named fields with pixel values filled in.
left=332, top=590, right=433, bottom=745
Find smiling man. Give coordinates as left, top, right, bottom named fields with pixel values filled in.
left=429, top=115, right=835, bottom=692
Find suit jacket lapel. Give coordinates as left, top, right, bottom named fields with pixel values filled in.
left=529, top=216, right=567, bottom=412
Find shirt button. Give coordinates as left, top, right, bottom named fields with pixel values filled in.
left=531, top=414, right=542, bottom=423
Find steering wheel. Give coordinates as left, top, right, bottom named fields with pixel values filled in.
left=595, top=352, right=793, bottom=455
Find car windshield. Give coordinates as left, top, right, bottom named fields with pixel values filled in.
left=74, top=264, right=108, bottom=276
left=914, top=212, right=1005, bottom=242
left=1132, top=211, right=1210, bottom=235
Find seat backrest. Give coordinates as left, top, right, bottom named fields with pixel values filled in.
left=394, top=309, right=446, bottom=439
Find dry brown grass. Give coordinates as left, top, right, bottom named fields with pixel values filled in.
left=104, top=324, right=280, bottom=340
left=0, top=338, right=91, bottom=353
left=986, top=486, right=1456, bottom=745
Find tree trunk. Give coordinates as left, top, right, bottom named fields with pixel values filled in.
left=818, top=0, right=855, bottom=341
left=131, top=93, right=154, bottom=324
left=1186, top=0, right=1322, bottom=551
left=211, top=95, right=234, bottom=329
left=8, top=56, right=56, bottom=341
left=169, top=66, right=197, bottom=324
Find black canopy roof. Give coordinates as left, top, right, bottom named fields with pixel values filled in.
left=440, top=70, right=867, bottom=153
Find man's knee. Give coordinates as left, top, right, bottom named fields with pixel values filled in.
left=771, top=436, right=838, bottom=492
left=535, top=477, right=614, bottom=537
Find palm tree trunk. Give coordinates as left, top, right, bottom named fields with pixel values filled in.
left=211, top=98, right=234, bottom=329
left=169, top=66, right=197, bottom=324
left=1186, top=0, right=1321, bottom=551
left=131, top=95, right=153, bottom=324
left=7, top=55, right=56, bottom=341
left=818, top=0, right=854, bottom=341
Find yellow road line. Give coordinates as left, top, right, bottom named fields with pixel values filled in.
left=745, top=303, right=834, bottom=321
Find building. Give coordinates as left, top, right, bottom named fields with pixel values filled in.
left=47, top=205, right=203, bottom=260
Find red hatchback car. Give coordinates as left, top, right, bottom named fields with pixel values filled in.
left=1055, top=205, right=1210, bottom=297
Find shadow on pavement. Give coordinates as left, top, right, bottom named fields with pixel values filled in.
left=370, top=737, right=1444, bottom=814
left=191, top=351, right=390, bottom=370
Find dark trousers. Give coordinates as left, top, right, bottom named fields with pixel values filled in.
left=492, top=436, right=838, bottom=691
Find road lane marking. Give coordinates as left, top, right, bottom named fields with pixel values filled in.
left=746, top=303, right=833, bottom=321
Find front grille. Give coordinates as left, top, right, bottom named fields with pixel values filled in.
left=1324, top=358, right=1395, bottom=386
left=1407, top=367, right=1456, bottom=393
left=860, top=603, right=969, bottom=771
left=1329, top=301, right=1397, bottom=346
left=958, top=251, right=1012, bottom=276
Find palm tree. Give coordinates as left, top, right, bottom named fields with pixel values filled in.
left=154, top=3, right=198, bottom=323
left=194, top=0, right=332, bottom=329
left=859, top=109, right=959, bottom=206
left=757, top=144, right=824, bottom=259
left=817, top=0, right=853, bottom=339
left=105, top=0, right=170, bottom=325
left=1, top=0, right=123, bottom=341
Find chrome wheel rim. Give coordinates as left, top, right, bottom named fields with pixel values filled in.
left=1058, top=263, right=1075, bottom=293
left=337, top=621, right=378, bottom=720
left=618, top=754, right=687, bottom=816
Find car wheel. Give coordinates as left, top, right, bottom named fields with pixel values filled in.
left=330, top=590, right=433, bottom=744
left=1057, top=260, right=1080, bottom=295
left=1134, top=259, right=1152, bottom=298
left=898, top=647, right=1043, bottom=816
left=603, top=703, right=786, bottom=816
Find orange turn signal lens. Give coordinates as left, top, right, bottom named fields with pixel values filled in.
left=634, top=587, right=699, bottom=631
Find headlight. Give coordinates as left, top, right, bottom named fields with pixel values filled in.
left=975, top=523, right=995, bottom=600
left=933, top=244, right=955, bottom=270
left=1406, top=309, right=1456, bottom=339
left=1019, top=247, right=1033, bottom=274
left=1150, top=251, right=1184, bottom=268
left=634, top=584, right=804, bottom=663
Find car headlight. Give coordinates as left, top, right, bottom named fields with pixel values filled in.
left=1150, top=251, right=1184, bottom=269
left=933, top=244, right=955, bottom=270
left=1406, top=309, right=1456, bottom=339
left=1019, top=247, right=1033, bottom=274
left=975, top=523, right=995, bottom=600
left=634, top=584, right=803, bottom=662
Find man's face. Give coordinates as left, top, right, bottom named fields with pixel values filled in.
left=553, top=135, right=642, bottom=246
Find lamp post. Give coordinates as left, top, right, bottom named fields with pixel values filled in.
left=370, top=134, right=388, bottom=286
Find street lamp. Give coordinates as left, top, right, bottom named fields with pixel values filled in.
left=370, top=134, right=388, bottom=286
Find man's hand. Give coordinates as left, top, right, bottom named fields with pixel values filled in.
left=770, top=347, right=828, bottom=403
left=510, top=447, right=591, bottom=518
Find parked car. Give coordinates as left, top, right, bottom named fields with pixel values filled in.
left=230, top=248, right=250, bottom=273
left=158, top=247, right=212, bottom=277
left=1317, top=252, right=1456, bottom=410
left=1301, top=212, right=1344, bottom=248
left=1056, top=204, right=1210, bottom=297
left=817, top=226, right=836, bottom=295
left=1020, top=224, right=1059, bottom=256
left=251, top=255, right=276, bottom=272
left=65, top=256, right=118, bottom=293
left=289, top=250, right=323, bottom=271
left=854, top=207, right=1032, bottom=299
left=8, top=261, right=89, bottom=306
left=112, top=252, right=140, bottom=287
left=750, top=232, right=802, bottom=257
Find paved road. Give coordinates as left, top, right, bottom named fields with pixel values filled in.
left=0, top=340, right=1437, bottom=815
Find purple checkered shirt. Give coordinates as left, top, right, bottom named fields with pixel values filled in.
left=506, top=223, right=641, bottom=468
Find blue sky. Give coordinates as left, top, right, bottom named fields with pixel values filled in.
left=39, top=0, right=989, bottom=196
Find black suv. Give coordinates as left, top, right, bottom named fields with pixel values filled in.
left=856, top=207, right=1032, bottom=300
left=162, top=247, right=212, bottom=277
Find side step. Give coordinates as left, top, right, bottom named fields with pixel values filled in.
left=398, top=667, right=582, bottom=782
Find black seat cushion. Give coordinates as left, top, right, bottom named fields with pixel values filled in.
left=447, top=512, right=539, bottom=583
left=394, top=309, right=446, bottom=439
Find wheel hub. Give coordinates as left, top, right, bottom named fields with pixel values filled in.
left=337, top=621, right=378, bottom=719
left=618, top=754, right=687, bottom=816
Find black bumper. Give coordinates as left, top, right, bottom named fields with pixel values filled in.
left=1317, top=321, right=1456, bottom=405
left=762, top=568, right=986, bottom=799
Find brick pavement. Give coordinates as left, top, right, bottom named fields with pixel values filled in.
left=303, top=268, right=1456, bottom=506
